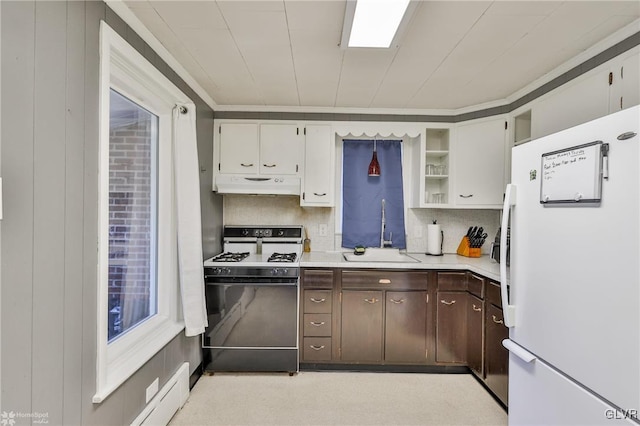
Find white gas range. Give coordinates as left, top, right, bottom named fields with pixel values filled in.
left=202, top=226, right=303, bottom=374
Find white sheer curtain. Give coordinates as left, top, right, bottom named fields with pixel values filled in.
left=173, top=104, right=208, bottom=336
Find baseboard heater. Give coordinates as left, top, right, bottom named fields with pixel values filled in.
left=131, top=362, right=190, bottom=426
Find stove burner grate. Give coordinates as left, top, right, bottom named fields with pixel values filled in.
left=210, top=252, right=250, bottom=262
left=268, top=252, right=298, bottom=263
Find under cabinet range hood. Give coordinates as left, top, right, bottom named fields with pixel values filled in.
left=215, top=175, right=301, bottom=195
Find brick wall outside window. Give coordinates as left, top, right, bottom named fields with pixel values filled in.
left=107, top=96, right=157, bottom=341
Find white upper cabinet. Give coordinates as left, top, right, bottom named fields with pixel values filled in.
left=532, top=48, right=639, bottom=140
left=531, top=69, right=610, bottom=140
left=259, top=124, right=302, bottom=175
left=410, top=127, right=452, bottom=208
left=218, top=123, right=259, bottom=174
left=615, top=50, right=639, bottom=111
left=301, top=124, right=334, bottom=206
left=453, top=117, right=507, bottom=208
left=217, top=122, right=301, bottom=176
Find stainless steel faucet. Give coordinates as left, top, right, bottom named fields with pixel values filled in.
left=381, top=199, right=393, bottom=248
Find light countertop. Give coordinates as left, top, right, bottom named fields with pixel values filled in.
left=300, top=252, right=503, bottom=282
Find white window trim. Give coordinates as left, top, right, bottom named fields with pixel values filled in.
left=94, top=22, right=191, bottom=403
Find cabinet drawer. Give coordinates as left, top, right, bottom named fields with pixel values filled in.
left=302, top=269, right=334, bottom=289
left=468, top=274, right=484, bottom=299
left=303, top=337, right=332, bottom=361
left=303, top=314, right=332, bottom=336
left=303, top=290, right=332, bottom=313
left=486, top=281, right=502, bottom=308
left=341, top=270, right=428, bottom=290
left=437, top=272, right=467, bottom=291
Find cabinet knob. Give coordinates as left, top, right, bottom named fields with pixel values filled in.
left=440, top=299, right=456, bottom=305
left=492, top=315, right=504, bottom=324
left=263, top=163, right=276, bottom=168
left=459, top=194, right=474, bottom=198
left=389, top=298, right=405, bottom=304
left=309, top=345, right=325, bottom=351
left=309, top=321, right=326, bottom=327
left=240, top=163, right=254, bottom=167
left=313, top=192, right=327, bottom=196
left=378, top=279, right=391, bottom=284
left=472, top=304, right=482, bottom=312
left=364, top=298, right=378, bottom=304
left=309, top=297, right=326, bottom=303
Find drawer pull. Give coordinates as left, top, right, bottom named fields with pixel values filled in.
left=459, top=194, right=474, bottom=198
left=263, top=163, right=276, bottom=168
left=310, top=321, right=326, bottom=327
left=389, top=298, right=405, bottom=304
left=440, top=299, right=456, bottom=305
left=378, top=279, right=391, bottom=284
left=240, top=163, right=254, bottom=167
left=473, top=304, right=482, bottom=312
left=309, top=298, right=326, bottom=303
left=309, top=345, right=325, bottom=351
left=364, top=298, right=379, bottom=304
left=313, top=192, right=327, bottom=196
left=492, top=315, right=504, bottom=324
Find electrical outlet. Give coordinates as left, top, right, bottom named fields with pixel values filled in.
left=318, top=224, right=328, bottom=237
left=146, top=377, right=159, bottom=403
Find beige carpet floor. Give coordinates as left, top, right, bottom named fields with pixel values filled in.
left=169, top=372, right=507, bottom=426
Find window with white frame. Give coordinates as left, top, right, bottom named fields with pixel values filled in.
left=94, top=22, right=189, bottom=403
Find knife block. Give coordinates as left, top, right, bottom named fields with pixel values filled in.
left=456, top=236, right=481, bottom=258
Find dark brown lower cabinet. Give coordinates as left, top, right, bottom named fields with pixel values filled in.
left=340, top=290, right=383, bottom=362
left=436, top=291, right=467, bottom=363
left=467, top=294, right=483, bottom=376
left=384, top=291, right=428, bottom=363
left=485, top=303, right=509, bottom=405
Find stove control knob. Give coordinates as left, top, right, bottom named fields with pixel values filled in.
left=281, top=268, right=288, bottom=275
left=241, top=229, right=249, bottom=236
left=271, top=268, right=279, bottom=276
left=277, top=229, right=284, bottom=237
left=224, top=267, right=231, bottom=275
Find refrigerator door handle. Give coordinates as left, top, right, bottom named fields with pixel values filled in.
left=501, top=184, right=516, bottom=327
left=503, top=339, right=536, bottom=363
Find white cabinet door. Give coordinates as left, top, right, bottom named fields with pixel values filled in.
left=259, top=124, right=301, bottom=175
left=621, top=51, right=639, bottom=110
left=532, top=70, right=610, bottom=139
left=454, top=118, right=506, bottom=207
left=219, top=123, right=259, bottom=174
left=302, top=124, right=334, bottom=206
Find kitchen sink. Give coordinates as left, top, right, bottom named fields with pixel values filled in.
left=342, top=248, right=420, bottom=263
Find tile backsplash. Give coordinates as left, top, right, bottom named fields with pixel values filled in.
left=406, top=208, right=500, bottom=255
left=222, top=195, right=336, bottom=252
left=222, top=195, right=500, bottom=255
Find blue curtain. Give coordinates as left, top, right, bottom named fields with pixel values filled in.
left=342, top=140, right=406, bottom=249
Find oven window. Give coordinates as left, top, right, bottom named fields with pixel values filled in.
left=107, top=89, right=158, bottom=341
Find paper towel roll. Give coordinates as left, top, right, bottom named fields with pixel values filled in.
left=427, top=224, right=443, bottom=255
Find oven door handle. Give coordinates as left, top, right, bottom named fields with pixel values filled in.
left=205, top=280, right=298, bottom=286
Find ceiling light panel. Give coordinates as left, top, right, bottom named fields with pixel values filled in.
left=348, top=0, right=411, bottom=48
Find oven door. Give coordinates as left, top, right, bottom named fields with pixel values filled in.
left=203, top=277, right=299, bottom=372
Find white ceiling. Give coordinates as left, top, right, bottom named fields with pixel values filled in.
left=123, top=0, right=640, bottom=111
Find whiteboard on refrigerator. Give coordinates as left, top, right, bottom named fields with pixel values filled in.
left=540, top=140, right=606, bottom=205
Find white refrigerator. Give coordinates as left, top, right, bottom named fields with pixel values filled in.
left=501, top=105, right=639, bottom=425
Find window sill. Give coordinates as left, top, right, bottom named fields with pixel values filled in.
left=93, top=320, right=184, bottom=403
